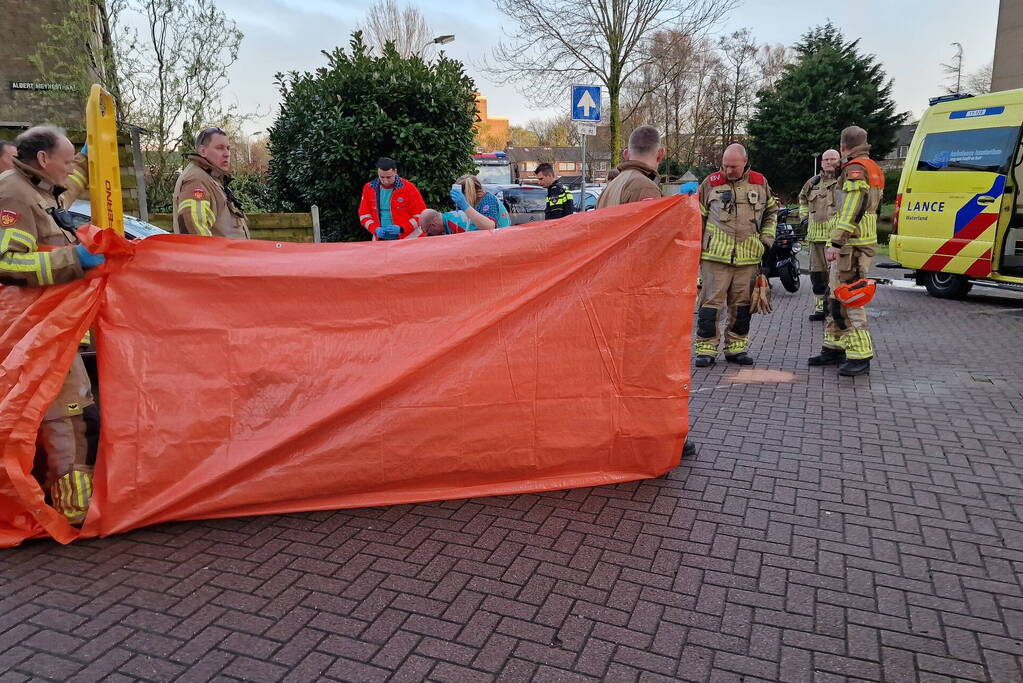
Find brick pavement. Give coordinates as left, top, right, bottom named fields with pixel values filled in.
left=3, top=277, right=1023, bottom=682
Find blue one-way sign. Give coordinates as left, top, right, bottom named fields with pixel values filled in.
left=571, top=85, right=601, bottom=122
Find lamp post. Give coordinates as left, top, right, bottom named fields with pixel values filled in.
left=419, top=34, right=455, bottom=55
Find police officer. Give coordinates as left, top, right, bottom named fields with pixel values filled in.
left=694, top=143, right=777, bottom=367
left=534, top=163, right=575, bottom=219
left=798, top=149, right=840, bottom=321
left=808, top=126, right=883, bottom=376
left=172, top=127, right=250, bottom=239
left=0, top=126, right=105, bottom=524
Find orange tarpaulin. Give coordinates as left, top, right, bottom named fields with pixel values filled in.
left=0, top=196, right=699, bottom=547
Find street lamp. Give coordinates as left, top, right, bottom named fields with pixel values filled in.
left=420, top=34, right=455, bottom=53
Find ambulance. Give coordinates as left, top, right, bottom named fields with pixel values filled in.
left=889, top=89, right=1023, bottom=298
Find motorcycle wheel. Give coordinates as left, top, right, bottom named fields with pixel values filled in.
left=780, top=260, right=800, bottom=293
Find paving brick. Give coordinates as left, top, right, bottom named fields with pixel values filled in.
left=6, top=282, right=1023, bottom=681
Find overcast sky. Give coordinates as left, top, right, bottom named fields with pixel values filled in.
left=215, top=0, right=1000, bottom=136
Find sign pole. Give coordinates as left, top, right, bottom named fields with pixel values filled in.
left=581, top=128, right=587, bottom=197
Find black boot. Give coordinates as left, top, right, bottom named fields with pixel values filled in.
left=682, top=440, right=696, bottom=456
left=808, top=347, right=845, bottom=366
left=694, top=355, right=715, bottom=368
left=839, top=358, right=871, bottom=376
left=725, top=352, right=754, bottom=365
left=808, top=311, right=826, bottom=321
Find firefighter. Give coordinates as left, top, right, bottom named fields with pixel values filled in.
left=694, top=143, right=777, bottom=367
left=358, top=157, right=427, bottom=240
left=534, top=163, right=575, bottom=219
left=0, top=140, right=16, bottom=173
left=0, top=126, right=105, bottom=525
left=798, top=149, right=840, bottom=321
left=808, top=126, right=884, bottom=376
left=172, top=127, right=250, bottom=239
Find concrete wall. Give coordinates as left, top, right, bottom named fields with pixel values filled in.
left=993, top=0, right=1023, bottom=92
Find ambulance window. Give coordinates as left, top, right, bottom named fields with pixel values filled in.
left=917, top=126, right=1019, bottom=173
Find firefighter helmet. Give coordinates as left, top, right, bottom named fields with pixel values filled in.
left=834, top=278, right=877, bottom=308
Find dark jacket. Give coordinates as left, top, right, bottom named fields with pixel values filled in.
left=544, top=179, right=575, bottom=220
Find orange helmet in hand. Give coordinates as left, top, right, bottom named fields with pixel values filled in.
left=834, top=278, right=877, bottom=307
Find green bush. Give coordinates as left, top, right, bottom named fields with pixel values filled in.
left=882, top=168, right=902, bottom=205
left=267, top=33, right=478, bottom=241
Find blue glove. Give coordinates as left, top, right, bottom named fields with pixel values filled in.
left=678, top=181, right=698, bottom=195
left=75, top=244, right=105, bottom=269
left=450, top=188, right=471, bottom=211
left=79, top=141, right=88, bottom=156
left=375, top=225, right=401, bottom=240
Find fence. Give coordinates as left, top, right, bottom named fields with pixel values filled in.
left=148, top=207, right=320, bottom=243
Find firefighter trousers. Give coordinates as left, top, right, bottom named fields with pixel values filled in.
left=808, top=241, right=828, bottom=315
left=823, top=245, right=875, bottom=360
left=695, top=261, right=758, bottom=357
left=39, top=354, right=95, bottom=525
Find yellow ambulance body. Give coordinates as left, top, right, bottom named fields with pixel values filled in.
left=890, top=89, right=1023, bottom=298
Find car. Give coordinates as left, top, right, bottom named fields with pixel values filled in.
left=486, top=184, right=548, bottom=224
left=571, top=188, right=602, bottom=211
left=67, top=200, right=170, bottom=240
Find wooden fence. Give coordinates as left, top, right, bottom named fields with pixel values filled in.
left=149, top=207, right=320, bottom=243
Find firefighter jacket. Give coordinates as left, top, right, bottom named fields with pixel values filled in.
left=595, top=160, right=661, bottom=208
left=173, top=155, right=250, bottom=239
left=831, top=146, right=884, bottom=248
left=0, top=160, right=84, bottom=287
left=798, top=171, right=838, bottom=243
left=543, top=179, right=575, bottom=219
left=698, top=169, right=778, bottom=266
left=359, top=177, right=427, bottom=239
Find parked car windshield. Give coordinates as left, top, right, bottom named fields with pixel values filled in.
left=505, top=187, right=547, bottom=213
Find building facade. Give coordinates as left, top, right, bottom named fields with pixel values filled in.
left=993, top=0, right=1023, bottom=92
left=475, top=95, right=510, bottom=153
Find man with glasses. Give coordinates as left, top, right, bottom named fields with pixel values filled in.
left=172, top=127, right=250, bottom=239
left=0, top=125, right=106, bottom=525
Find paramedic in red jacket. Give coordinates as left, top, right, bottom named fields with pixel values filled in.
left=358, top=157, right=427, bottom=240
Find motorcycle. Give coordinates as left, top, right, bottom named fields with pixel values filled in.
left=760, top=206, right=806, bottom=293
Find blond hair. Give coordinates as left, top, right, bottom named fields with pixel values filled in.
left=456, top=174, right=484, bottom=207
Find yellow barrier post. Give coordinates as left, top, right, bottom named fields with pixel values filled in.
left=85, top=85, right=124, bottom=235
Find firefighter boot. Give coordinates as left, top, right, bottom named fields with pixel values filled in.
left=682, top=439, right=696, bottom=456
left=695, top=355, right=715, bottom=368
left=725, top=352, right=754, bottom=365
left=838, top=358, right=870, bottom=377
left=808, top=347, right=845, bottom=366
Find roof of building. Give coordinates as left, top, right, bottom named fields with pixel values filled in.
left=505, top=146, right=611, bottom=163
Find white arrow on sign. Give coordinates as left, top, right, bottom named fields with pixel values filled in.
left=577, top=89, right=597, bottom=117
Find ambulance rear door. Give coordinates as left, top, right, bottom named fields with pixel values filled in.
left=898, top=106, right=1021, bottom=278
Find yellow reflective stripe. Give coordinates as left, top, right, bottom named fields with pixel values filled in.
left=695, top=341, right=718, bottom=355
left=2, top=228, right=38, bottom=252
left=40, top=251, right=53, bottom=285
left=834, top=187, right=861, bottom=233
left=1, top=252, right=48, bottom=284
left=68, top=170, right=86, bottom=190
left=699, top=203, right=708, bottom=217
left=725, top=338, right=749, bottom=354
left=201, top=204, right=216, bottom=235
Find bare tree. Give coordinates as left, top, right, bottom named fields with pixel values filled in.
left=360, top=0, right=433, bottom=59
left=488, top=0, right=736, bottom=164
left=756, top=43, right=794, bottom=91
left=965, top=61, right=993, bottom=95
left=941, top=42, right=964, bottom=94
left=31, top=0, right=244, bottom=212
left=526, top=113, right=579, bottom=147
